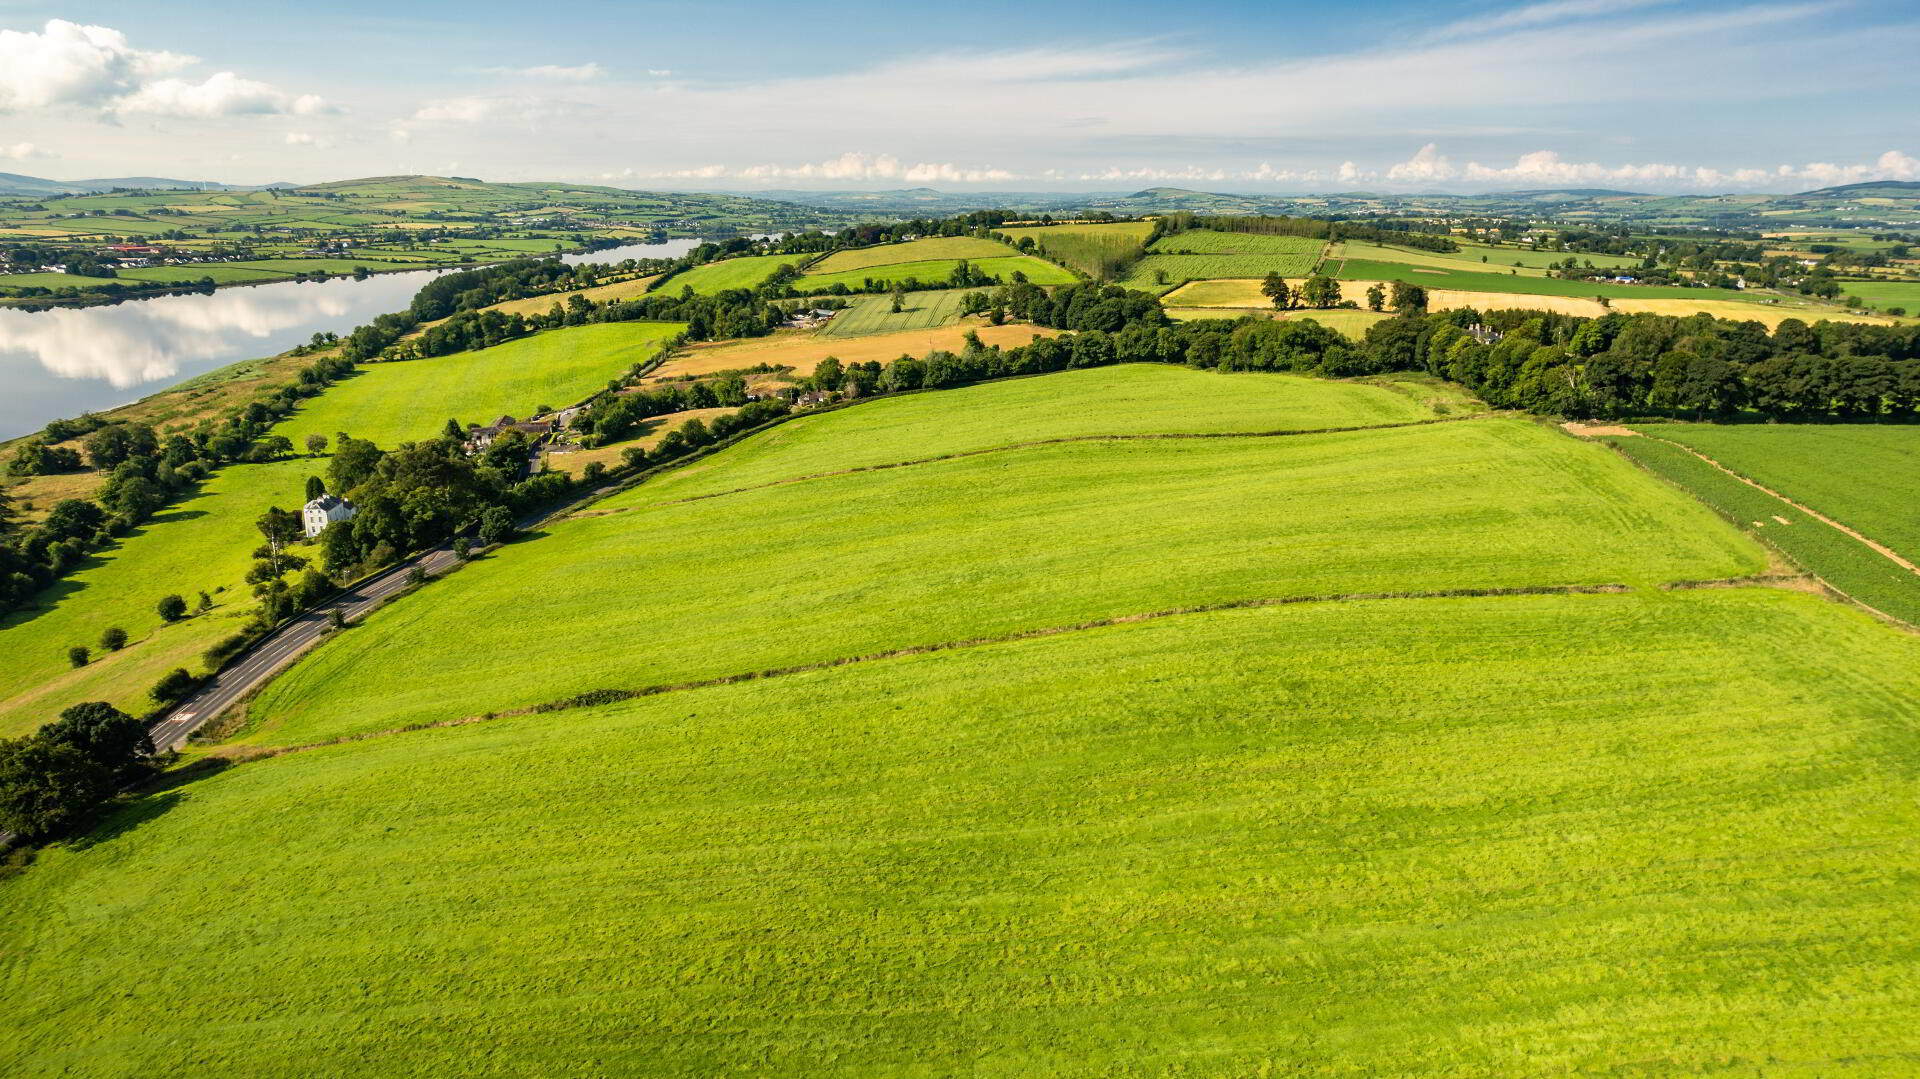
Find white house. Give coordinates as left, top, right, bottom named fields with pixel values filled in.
left=303, top=493, right=357, bottom=538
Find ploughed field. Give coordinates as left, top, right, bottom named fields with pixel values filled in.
left=6, top=363, right=1918, bottom=1077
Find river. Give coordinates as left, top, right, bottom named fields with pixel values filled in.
left=0, top=239, right=704, bottom=441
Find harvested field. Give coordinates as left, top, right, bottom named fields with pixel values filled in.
left=482, top=275, right=661, bottom=317
left=653, top=322, right=1061, bottom=379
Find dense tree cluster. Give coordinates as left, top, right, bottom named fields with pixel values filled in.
left=0, top=701, right=153, bottom=838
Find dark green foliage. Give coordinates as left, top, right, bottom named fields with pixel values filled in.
left=100, top=627, right=127, bottom=652
left=150, top=668, right=195, bottom=705
left=67, top=646, right=89, bottom=668
left=155, top=594, right=187, bottom=622
left=0, top=736, right=112, bottom=838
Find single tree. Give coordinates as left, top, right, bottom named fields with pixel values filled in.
left=304, top=433, right=329, bottom=456
left=478, top=506, right=516, bottom=547
left=329, top=606, right=347, bottom=630
left=889, top=285, right=906, bottom=314
left=453, top=536, right=473, bottom=561
left=42, top=701, right=153, bottom=780
left=305, top=475, right=326, bottom=501
left=150, top=668, right=195, bottom=704
left=156, top=594, right=187, bottom=622
left=1365, top=284, right=1386, bottom=312
left=1260, top=272, right=1291, bottom=310
left=68, top=645, right=90, bottom=668
left=100, top=627, right=127, bottom=652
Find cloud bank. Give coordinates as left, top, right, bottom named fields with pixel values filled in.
left=0, top=19, right=330, bottom=118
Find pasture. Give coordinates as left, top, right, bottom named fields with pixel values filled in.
left=0, top=457, right=320, bottom=738
left=652, top=322, right=1058, bottom=380
left=277, top=321, right=684, bottom=448
left=246, top=414, right=1757, bottom=743
left=636, top=364, right=1441, bottom=501
left=9, top=585, right=1918, bottom=1074
left=1638, top=424, right=1920, bottom=567
left=817, top=288, right=990, bottom=337
left=480, top=275, right=661, bottom=317
left=656, top=254, right=806, bottom=295
left=794, top=255, right=1074, bottom=293
left=805, top=237, right=1019, bottom=275
left=1839, top=278, right=1920, bottom=312
left=994, top=221, right=1153, bottom=278
left=1164, top=307, right=1396, bottom=338
left=1603, top=432, right=1920, bottom=626
left=1325, top=258, right=1759, bottom=303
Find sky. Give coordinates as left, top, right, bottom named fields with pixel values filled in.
left=0, top=0, right=1917, bottom=194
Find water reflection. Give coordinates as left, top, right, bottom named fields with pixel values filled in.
left=0, top=239, right=704, bottom=440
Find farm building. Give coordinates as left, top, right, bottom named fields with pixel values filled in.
left=302, top=494, right=357, bottom=538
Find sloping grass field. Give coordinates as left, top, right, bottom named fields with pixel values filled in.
left=8, top=592, right=1918, bottom=1073
left=0, top=457, right=320, bottom=737
left=637, top=364, right=1437, bottom=500
left=805, top=237, right=1019, bottom=275
left=278, top=321, right=684, bottom=447
left=795, top=254, right=1074, bottom=293
left=993, top=221, right=1153, bottom=277
left=817, top=288, right=989, bottom=337
left=247, top=412, right=1757, bottom=745
left=1641, top=424, right=1920, bottom=564
left=1602, top=433, right=1920, bottom=625
left=1325, top=258, right=1756, bottom=302
left=657, top=254, right=806, bottom=295
left=8, top=364, right=1919, bottom=1076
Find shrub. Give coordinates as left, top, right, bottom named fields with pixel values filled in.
left=156, top=594, right=187, bottom=621
left=150, top=668, right=195, bottom=705
left=67, top=646, right=89, bottom=668
left=100, top=627, right=127, bottom=651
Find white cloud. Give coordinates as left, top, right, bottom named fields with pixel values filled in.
left=495, top=62, right=603, bottom=81
left=1426, top=0, right=1676, bottom=41
left=119, top=72, right=334, bottom=118
left=1373, top=145, right=1920, bottom=191
left=646, top=69, right=672, bottom=78
left=411, top=94, right=578, bottom=126
left=627, top=152, right=1020, bottom=185
left=1, top=141, right=51, bottom=161
left=283, top=131, right=333, bottom=149
left=0, top=18, right=327, bottom=119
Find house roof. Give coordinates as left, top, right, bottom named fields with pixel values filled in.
left=305, top=494, right=353, bottom=512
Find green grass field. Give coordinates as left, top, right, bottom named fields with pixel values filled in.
left=0, top=457, right=320, bottom=738
left=657, top=254, right=807, bottom=295
left=1643, top=424, right=1920, bottom=563
left=277, top=321, right=684, bottom=448
left=1325, top=258, right=1756, bottom=302
left=0, top=271, right=119, bottom=291
left=1117, top=243, right=1324, bottom=293
left=1603, top=433, right=1920, bottom=625
left=817, top=288, right=990, bottom=337
left=795, top=255, right=1075, bottom=293
left=8, top=586, right=1918, bottom=1075
left=806, top=237, right=1020, bottom=275
left=247, top=413, right=1757, bottom=745
left=1838, top=278, right=1920, bottom=311
left=115, top=264, right=293, bottom=285
left=994, top=222, right=1153, bottom=277
left=637, top=364, right=1439, bottom=500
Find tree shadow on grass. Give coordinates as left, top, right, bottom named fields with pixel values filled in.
left=0, top=508, right=212, bottom=635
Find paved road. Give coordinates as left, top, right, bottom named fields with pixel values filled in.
left=146, top=487, right=618, bottom=753
left=148, top=542, right=463, bottom=752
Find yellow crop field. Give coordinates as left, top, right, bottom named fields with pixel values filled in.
left=482, top=275, right=661, bottom=317
left=653, top=322, right=1062, bottom=378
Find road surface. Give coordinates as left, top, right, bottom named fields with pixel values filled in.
left=147, top=543, right=463, bottom=751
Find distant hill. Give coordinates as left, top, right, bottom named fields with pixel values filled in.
left=0, top=172, right=251, bottom=196
left=1790, top=181, right=1920, bottom=199
left=1498, top=188, right=1651, bottom=198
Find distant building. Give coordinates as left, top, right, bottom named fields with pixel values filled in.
left=303, top=493, right=356, bottom=538
left=464, top=415, right=555, bottom=453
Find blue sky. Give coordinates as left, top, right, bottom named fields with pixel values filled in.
left=0, top=0, right=1917, bottom=192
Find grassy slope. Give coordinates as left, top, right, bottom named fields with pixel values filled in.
left=818, top=288, right=988, bottom=337
left=1604, top=433, right=1920, bottom=625
left=1643, top=424, right=1920, bottom=563
left=795, top=255, right=1075, bottom=293
left=7, top=588, right=1918, bottom=1076
left=658, top=254, right=803, bottom=295
left=807, top=237, right=1019, bottom=275
left=653, top=322, right=1055, bottom=380
left=248, top=416, right=1759, bottom=744
left=0, top=458, right=320, bottom=737
left=1838, top=278, right=1920, bottom=309
left=278, top=322, right=684, bottom=447
left=636, top=365, right=1436, bottom=501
